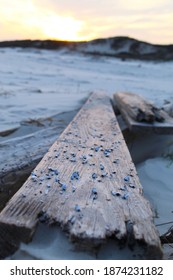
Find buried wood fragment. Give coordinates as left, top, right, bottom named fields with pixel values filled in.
left=0, top=92, right=162, bottom=259
left=160, top=226, right=173, bottom=244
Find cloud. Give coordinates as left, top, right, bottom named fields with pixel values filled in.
left=0, top=0, right=173, bottom=43
left=32, top=0, right=173, bottom=17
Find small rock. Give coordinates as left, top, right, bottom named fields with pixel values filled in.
left=124, top=176, right=130, bottom=182
left=39, top=176, right=45, bottom=181
left=61, top=183, right=67, bottom=191
left=92, top=173, right=97, bottom=179
left=111, top=191, right=116, bottom=196
left=55, top=177, right=60, bottom=183
left=111, top=191, right=121, bottom=197
left=129, top=183, right=135, bottom=189
left=92, top=187, right=97, bottom=195
left=72, top=186, right=76, bottom=192
left=75, top=204, right=81, bottom=212
left=71, top=171, right=80, bottom=180
left=122, top=193, right=129, bottom=200
left=101, top=172, right=108, bottom=178
left=99, top=163, right=104, bottom=170
left=120, top=186, right=127, bottom=191
left=95, top=146, right=100, bottom=152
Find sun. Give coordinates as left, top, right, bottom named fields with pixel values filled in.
left=41, top=15, right=84, bottom=41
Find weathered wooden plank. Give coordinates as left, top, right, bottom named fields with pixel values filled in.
left=113, top=92, right=173, bottom=134
left=0, top=116, right=127, bottom=213
left=114, top=92, right=165, bottom=123
left=0, top=92, right=162, bottom=259
left=0, top=112, right=127, bottom=213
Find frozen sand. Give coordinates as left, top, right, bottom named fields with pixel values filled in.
left=1, top=48, right=173, bottom=136
left=137, top=157, right=173, bottom=260
left=1, top=47, right=173, bottom=259
left=138, top=158, right=173, bottom=236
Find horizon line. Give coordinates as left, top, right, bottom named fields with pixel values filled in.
left=0, top=35, right=173, bottom=47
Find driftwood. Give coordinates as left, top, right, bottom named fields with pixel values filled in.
left=113, top=92, right=173, bottom=133
left=0, top=92, right=162, bottom=259
left=0, top=110, right=78, bottom=211
left=115, top=92, right=165, bottom=122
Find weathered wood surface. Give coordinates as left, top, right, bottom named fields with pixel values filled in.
left=113, top=92, right=173, bottom=134
left=0, top=111, right=126, bottom=212
left=114, top=92, right=165, bottom=123
left=0, top=110, right=78, bottom=211
left=0, top=92, right=162, bottom=259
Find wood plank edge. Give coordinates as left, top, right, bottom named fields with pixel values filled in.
left=0, top=219, right=163, bottom=259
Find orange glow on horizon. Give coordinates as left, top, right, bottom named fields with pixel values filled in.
left=0, top=0, right=173, bottom=44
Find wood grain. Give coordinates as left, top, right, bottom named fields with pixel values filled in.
left=0, top=92, right=162, bottom=259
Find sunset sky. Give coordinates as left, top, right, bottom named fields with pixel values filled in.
left=0, top=0, right=173, bottom=44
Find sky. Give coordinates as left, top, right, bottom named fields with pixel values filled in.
left=0, top=0, right=173, bottom=44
